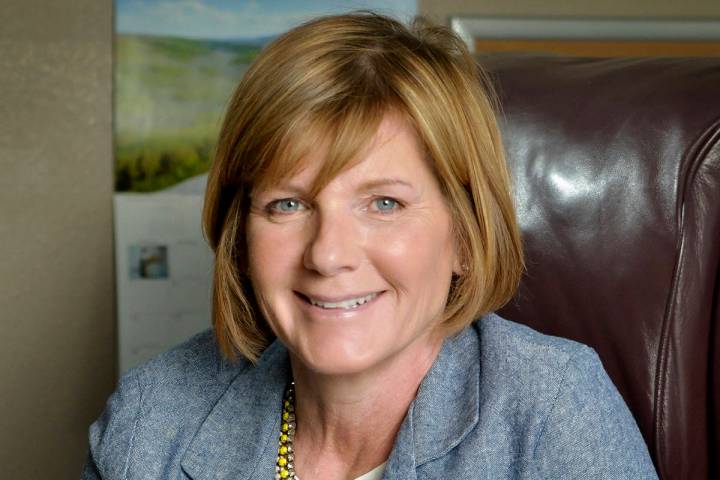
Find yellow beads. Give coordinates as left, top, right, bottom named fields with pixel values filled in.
left=276, top=382, right=298, bottom=479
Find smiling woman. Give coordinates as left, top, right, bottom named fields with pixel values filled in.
left=202, top=12, right=524, bottom=367
left=84, top=11, right=658, bottom=480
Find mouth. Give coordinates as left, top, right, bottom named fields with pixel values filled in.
left=295, top=291, right=384, bottom=311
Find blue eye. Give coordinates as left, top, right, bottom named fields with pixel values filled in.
left=373, top=197, right=399, bottom=212
left=268, top=198, right=304, bottom=213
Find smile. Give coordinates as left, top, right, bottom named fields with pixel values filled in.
left=295, top=292, right=382, bottom=311
left=308, top=292, right=379, bottom=310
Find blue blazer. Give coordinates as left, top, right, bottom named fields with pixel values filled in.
left=82, top=314, right=658, bottom=479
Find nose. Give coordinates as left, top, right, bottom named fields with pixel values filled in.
left=303, top=208, right=363, bottom=276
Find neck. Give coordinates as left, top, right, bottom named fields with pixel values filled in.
left=288, top=331, right=444, bottom=480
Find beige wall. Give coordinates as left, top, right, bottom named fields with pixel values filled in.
left=419, top=0, right=720, bottom=24
left=0, top=0, right=115, bottom=478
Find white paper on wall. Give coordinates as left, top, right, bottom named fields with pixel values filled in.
left=114, top=180, right=214, bottom=374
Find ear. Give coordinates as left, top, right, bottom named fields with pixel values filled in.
left=450, top=236, right=464, bottom=276
left=453, top=263, right=468, bottom=278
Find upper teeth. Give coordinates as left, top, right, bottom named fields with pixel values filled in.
left=309, top=293, right=378, bottom=310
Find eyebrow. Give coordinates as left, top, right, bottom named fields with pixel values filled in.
left=267, top=177, right=416, bottom=196
left=356, top=178, right=415, bottom=192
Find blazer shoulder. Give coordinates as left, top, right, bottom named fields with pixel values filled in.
left=476, top=312, right=592, bottom=374
left=83, top=329, right=250, bottom=479
left=131, top=328, right=248, bottom=387
left=471, top=313, right=601, bottom=430
left=468, top=314, right=657, bottom=478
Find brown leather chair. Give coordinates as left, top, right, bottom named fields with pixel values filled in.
left=482, top=55, right=720, bottom=480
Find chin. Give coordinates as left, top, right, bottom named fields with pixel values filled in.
left=289, top=333, right=387, bottom=377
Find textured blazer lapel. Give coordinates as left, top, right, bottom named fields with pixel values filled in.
left=383, top=326, right=481, bottom=479
left=181, top=341, right=290, bottom=480
left=381, top=403, right=418, bottom=480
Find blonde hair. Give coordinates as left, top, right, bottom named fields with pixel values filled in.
left=202, top=11, right=524, bottom=362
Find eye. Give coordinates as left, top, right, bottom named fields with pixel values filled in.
left=371, top=197, right=402, bottom=214
left=267, top=198, right=305, bottom=214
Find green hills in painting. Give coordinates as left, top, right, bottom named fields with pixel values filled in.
left=115, top=34, right=263, bottom=192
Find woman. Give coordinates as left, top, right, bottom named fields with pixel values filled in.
left=84, top=12, right=658, bottom=480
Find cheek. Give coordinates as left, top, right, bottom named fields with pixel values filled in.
left=246, top=221, right=304, bottom=292
left=245, top=220, right=309, bottom=338
left=366, top=217, right=455, bottom=290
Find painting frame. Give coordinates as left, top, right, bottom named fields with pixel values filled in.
left=450, top=16, right=720, bottom=57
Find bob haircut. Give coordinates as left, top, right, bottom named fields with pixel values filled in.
left=202, top=11, right=524, bottom=362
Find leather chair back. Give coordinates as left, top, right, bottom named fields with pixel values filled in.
left=483, top=55, right=720, bottom=480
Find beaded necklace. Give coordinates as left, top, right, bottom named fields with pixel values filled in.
left=275, top=382, right=299, bottom=479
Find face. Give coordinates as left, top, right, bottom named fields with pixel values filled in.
left=246, top=113, right=460, bottom=377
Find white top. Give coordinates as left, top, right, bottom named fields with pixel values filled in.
left=294, top=461, right=386, bottom=480
left=354, top=462, right=387, bottom=480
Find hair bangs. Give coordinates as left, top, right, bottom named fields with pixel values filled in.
left=251, top=97, right=389, bottom=200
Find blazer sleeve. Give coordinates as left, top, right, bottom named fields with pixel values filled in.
left=533, top=346, right=659, bottom=480
left=80, top=451, right=102, bottom=480
left=80, top=369, right=144, bottom=480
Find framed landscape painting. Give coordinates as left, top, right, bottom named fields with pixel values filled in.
left=115, top=0, right=416, bottom=193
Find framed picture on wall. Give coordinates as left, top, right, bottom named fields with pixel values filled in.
left=450, top=16, right=720, bottom=57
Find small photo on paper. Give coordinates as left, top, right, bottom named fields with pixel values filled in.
left=129, top=244, right=169, bottom=279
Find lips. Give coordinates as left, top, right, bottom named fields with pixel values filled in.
left=295, top=291, right=384, bottom=311
left=309, top=292, right=378, bottom=309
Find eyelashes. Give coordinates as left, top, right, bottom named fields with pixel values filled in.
left=264, top=196, right=405, bottom=216
left=266, top=198, right=306, bottom=214
left=372, top=197, right=400, bottom=213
